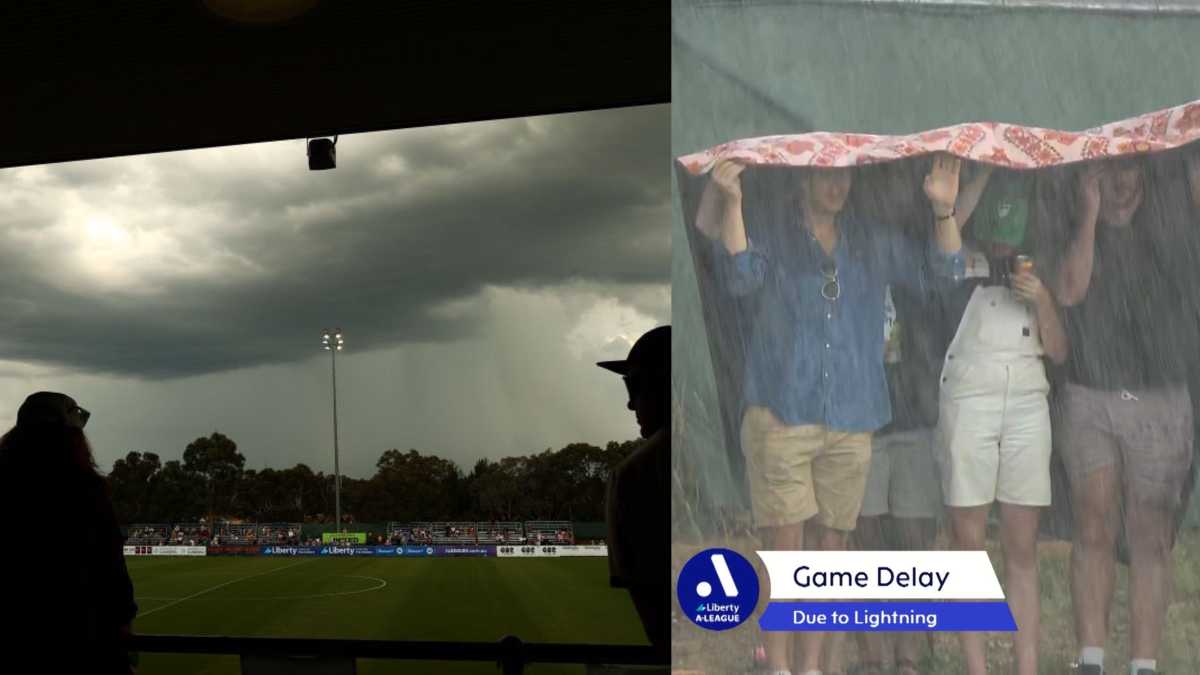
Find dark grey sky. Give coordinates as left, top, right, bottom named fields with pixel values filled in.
left=0, top=104, right=670, bottom=477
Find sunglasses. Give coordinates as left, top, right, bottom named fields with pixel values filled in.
left=820, top=260, right=840, bottom=301
left=73, top=406, right=91, bottom=429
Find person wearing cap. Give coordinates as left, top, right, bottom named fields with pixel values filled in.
left=599, top=325, right=670, bottom=658
left=932, top=166, right=1067, bottom=675
left=0, top=392, right=137, bottom=673
left=698, top=155, right=965, bottom=675
left=1054, top=154, right=1200, bottom=675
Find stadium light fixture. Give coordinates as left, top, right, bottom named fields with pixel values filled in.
left=308, top=136, right=338, bottom=170
left=321, top=328, right=345, bottom=530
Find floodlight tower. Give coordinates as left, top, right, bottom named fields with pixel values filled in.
left=321, top=329, right=345, bottom=531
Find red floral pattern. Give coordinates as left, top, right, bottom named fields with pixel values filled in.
left=1043, top=130, right=1082, bottom=145
left=948, top=126, right=986, bottom=156
left=676, top=98, right=1200, bottom=175
left=785, top=139, right=815, bottom=155
left=985, top=147, right=1014, bottom=166
left=1176, top=103, right=1200, bottom=133
left=1081, top=136, right=1110, bottom=159
left=1004, top=126, right=1063, bottom=165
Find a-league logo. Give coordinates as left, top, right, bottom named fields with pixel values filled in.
left=677, top=548, right=760, bottom=631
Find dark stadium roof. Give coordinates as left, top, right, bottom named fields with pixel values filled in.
left=0, top=1, right=668, bottom=170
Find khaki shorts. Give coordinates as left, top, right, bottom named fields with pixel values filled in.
left=860, top=428, right=943, bottom=519
left=740, top=406, right=872, bottom=531
left=1058, top=382, right=1193, bottom=509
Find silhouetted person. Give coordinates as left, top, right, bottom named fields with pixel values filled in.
left=0, top=393, right=136, bottom=673
left=600, top=325, right=670, bottom=655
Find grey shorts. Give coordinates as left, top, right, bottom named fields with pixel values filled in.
left=1058, top=382, right=1194, bottom=509
left=860, top=428, right=943, bottom=519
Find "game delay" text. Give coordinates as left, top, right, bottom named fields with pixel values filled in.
left=792, top=566, right=950, bottom=592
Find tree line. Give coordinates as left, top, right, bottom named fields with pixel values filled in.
left=107, top=432, right=641, bottom=525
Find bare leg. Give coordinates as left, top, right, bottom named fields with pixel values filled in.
left=763, top=523, right=807, bottom=673
left=817, top=523, right=851, bottom=674
left=893, top=517, right=937, bottom=672
left=998, top=502, right=1041, bottom=675
left=1069, top=465, right=1120, bottom=654
left=1125, top=496, right=1176, bottom=662
left=795, top=522, right=850, bottom=674
left=948, top=504, right=991, bottom=675
left=794, top=520, right=823, bottom=674
left=852, top=515, right=889, bottom=671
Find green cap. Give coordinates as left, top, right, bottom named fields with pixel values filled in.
left=972, top=173, right=1032, bottom=251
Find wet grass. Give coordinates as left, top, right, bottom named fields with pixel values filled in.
left=127, top=556, right=646, bottom=675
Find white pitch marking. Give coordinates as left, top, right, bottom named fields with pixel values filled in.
left=136, top=560, right=310, bottom=618
left=268, top=575, right=388, bottom=600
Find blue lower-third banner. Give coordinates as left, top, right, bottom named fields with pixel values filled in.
left=759, top=602, right=1016, bottom=632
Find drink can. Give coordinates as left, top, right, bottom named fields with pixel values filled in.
left=1012, top=255, right=1034, bottom=275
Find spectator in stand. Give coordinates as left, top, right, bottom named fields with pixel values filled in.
left=600, top=325, right=671, bottom=655
left=1056, top=155, right=1200, bottom=675
left=0, top=392, right=136, bottom=673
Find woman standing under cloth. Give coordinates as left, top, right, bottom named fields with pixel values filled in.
left=935, top=165, right=1068, bottom=675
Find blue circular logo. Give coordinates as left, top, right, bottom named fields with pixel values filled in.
left=677, top=548, right=759, bottom=631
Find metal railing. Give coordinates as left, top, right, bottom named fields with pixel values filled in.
left=130, top=634, right=668, bottom=674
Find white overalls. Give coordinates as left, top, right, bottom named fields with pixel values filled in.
left=935, top=251, right=1052, bottom=507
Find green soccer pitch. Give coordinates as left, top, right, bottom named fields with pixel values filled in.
left=128, top=556, right=648, bottom=674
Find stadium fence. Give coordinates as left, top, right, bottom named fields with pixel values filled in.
left=129, top=634, right=666, bottom=674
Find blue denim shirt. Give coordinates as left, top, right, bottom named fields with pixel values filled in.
left=712, top=214, right=964, bottom=432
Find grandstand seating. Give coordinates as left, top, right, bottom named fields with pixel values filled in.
left=386, top=521, right=535, bottom=544
left=525, top=521, right=574, bottom=545
left=477, top=521, right=524, bottom=543
left=258, top=523, right=302, bottom=545
left=433, top=522, right=477, bottom=543
left=168, top=523, right=209, bottom=546
left=126, top=521, right=581, bottom=546
left=127, top=524, right=170, bottom=545
left=387, top=522, right=434, bottom=544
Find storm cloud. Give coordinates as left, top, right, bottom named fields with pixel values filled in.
left=0, top=105, right=669, bottom=378
left=0, top=105, right=669, bottom=476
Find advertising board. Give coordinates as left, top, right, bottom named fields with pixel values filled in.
left=151, top=545, right=207, bottom=556
left=496, top=545, right=559, bottom=558
left=554, top=545, right=608, bottom=557
left=321, top=532, right=367, bottom=544
left=318, top=545, right=377, bottom=556
left=206, top=545, right=262, bottom=556
left=496, top=545, right=608, bottom=558
left=260, top=546, right=319, bottom=556
left=435, top=545, right=494, bottom=557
